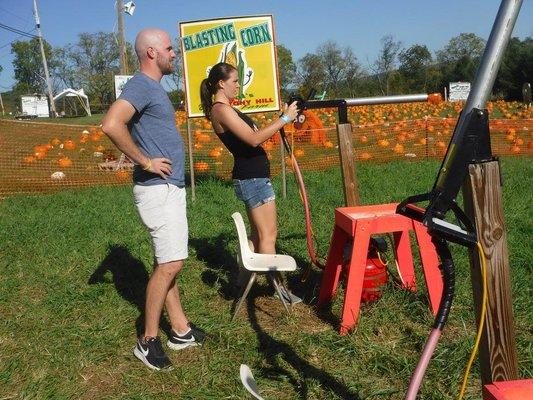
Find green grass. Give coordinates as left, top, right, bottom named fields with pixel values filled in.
left=0, top=158, right=531, bottom=399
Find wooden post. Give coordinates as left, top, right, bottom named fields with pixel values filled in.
left=186, top=118, right=196, bottom=201
left=0, top=91, right=5, bottom=116
left=462, top=160, right=518, bottom=384
left=336, top=123, right=359, bottom=206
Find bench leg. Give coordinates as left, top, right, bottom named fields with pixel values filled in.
left=318, top=226, right=348, bottom=306
left=393, top=230, right=417, bottom=291
left=413, top=222, right=442, bottom=315
left=340, top=222, right=370, bottom=335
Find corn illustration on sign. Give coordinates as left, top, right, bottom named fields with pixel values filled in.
left=179, top=15, right=280, bottom=118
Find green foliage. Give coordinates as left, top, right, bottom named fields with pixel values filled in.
left=494, top=37, right=533, bottom=100
left=59, top=32, right=122, bottom=107
left=297, top=53, right=326, bottom=98
left=276, top=44, right=296, bottom=97
left=167, top=89, right=185, bottom=107
left=398, top=44, right=433, bottom=92
left=372, top=35, right=402, bottom=95
left=436, top=33, right=486, bottom=88
left=11, top=38, right=57, bottom=95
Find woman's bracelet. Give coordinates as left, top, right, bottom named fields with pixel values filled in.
left=280, top=114, right=291, bottom=124
left=142, top=159, right=152, bottom=171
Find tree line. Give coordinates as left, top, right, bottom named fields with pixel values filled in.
left=4, top=32, right=532, bottom=112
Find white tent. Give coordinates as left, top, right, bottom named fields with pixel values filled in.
left=53, top=88, right=91, bottom=117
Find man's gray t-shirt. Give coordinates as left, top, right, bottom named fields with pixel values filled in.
left=119, top=73, right=185, bottom=187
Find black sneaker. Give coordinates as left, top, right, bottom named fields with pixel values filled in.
left=133, top=336, right=173, bottom=371
left=167, top=325, right=205, bottom=350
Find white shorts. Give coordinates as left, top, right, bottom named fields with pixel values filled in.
left=133, top=183, right=188, bottom=264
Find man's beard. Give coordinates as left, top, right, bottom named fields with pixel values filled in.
left=157, top=56, right=174, bottom=75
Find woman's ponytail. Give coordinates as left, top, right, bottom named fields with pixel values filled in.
left=200, top=78, right=214, bottom=120
left=199, top=62, right=237, bottom=121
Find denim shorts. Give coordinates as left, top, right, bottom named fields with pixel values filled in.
left=233, top=178, right=276, bottom=209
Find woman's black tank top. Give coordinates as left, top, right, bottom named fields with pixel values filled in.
left=215, top=104, right=270, bottom=179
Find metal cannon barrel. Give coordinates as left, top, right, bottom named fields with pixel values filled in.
left=345, top=93, right=436, bottom=106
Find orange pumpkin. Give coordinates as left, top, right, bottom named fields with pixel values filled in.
left=194, top=161, right=209, bottom=172
left=115, top=170, right=130, bottom=181
left=510, top=145, right=521, bottom=154
left=34, top=151, right=46, bottom=160
left=64, top=139, right=76, bottom=150
left=393, top=143, right=404, bottom=154
left=377, top=139, right=390, bottom=147
left=324, top=140, right=334, bottom=148
left=197, top=133, right=211, bottom=143
left=359, top=152, right=373, bottom=160
left=294, top=149, right=305, bottom=157
left=34, top=145, right=48, bottom=153
left=23, top=155, right=37, bottom=165
left=58, top=157, right=73, bottom=168
left=209, top=149, right=221, bottom=158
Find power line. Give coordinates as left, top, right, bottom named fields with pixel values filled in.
left=0, top=22, right=37, bottom=39
left=0, top=6, right=32, bottom=24
left=0, top=28, right=37, bottom=50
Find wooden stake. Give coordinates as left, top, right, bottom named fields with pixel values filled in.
left=462, top=160, right=518, bottom=384
left=336, top=123, right=359, bottom=206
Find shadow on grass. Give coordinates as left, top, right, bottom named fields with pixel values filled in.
left=191, top=234, right=241, bottom=300
left=88, top=244, right=171, bottom=337
left=193, top=230, right=358, bottom=397
left=246, top=299, right=361, bottom=400
left=193, top=232, right=327, bottom=307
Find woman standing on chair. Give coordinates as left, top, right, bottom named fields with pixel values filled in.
left=200, top=62, right=298, bottom=255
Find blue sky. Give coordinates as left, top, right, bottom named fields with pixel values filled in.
left=0, top=0, right=532, bottom=92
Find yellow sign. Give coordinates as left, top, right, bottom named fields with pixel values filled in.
left=179, top=15, right=280, bottom=118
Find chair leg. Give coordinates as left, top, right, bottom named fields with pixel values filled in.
left=275, top=272, right=293, bottom=307
left=270, top=274, right=290, bottom=313
left=232, top=272, right=257, bottom=322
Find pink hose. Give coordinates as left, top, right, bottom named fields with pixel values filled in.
left=290, top=153, right=323, bottom=270
left=405, top=329, right=442, bottom=400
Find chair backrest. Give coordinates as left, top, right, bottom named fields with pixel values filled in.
left=232, top=212, right=253, bottom=260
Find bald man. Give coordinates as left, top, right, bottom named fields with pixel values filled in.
left=102, top=28, right=203, bottom=371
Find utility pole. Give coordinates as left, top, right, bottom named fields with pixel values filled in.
left=0, top=92, right=4, bottom=115
left=33, top=0, right=56, bottom=117
left=116, top=0, right=128, bottom=74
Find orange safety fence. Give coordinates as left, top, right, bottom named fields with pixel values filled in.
left=1, top=116, right=531, bottom=198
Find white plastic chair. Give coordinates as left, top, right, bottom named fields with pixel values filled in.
left=231, top=212, right=297, bottom=321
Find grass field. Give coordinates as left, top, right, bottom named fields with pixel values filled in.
left=0, top=158, right=531, bottom=399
